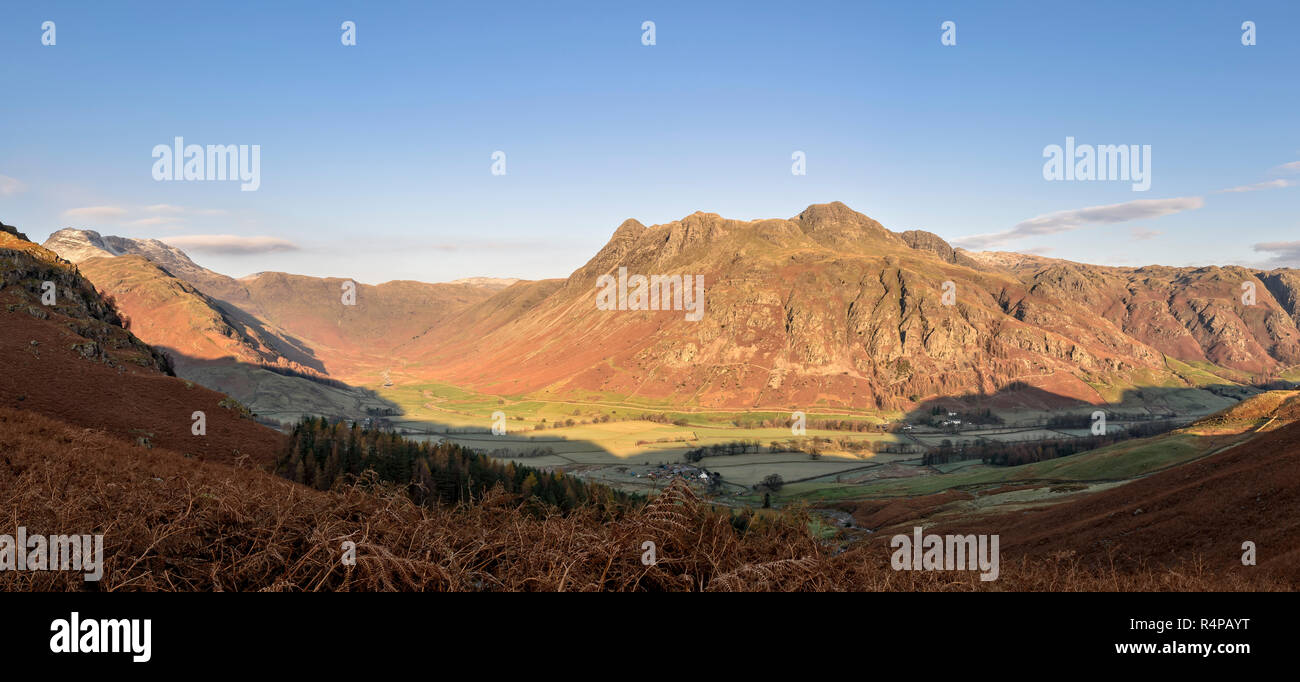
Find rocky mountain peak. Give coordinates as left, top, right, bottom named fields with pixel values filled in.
left=42, top=228, right=118, bottom=262
left=792, top=201, right=898, bottom=248
left=1, top=220, right=30, bottom=242
left=42, top=228, right=209, bottom=282
left=899, top=229, right=983, bottom=269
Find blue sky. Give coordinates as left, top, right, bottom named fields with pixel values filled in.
left=1, top=0, right=1297, bottom=283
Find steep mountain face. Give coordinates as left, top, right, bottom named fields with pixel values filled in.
left=985, top=256, right=1300, bottom=376
left=46, top=249, right=398, bottom=424
left=75, top=255, right=305, bottom=371
left=1, top=229, right=283, bottom=464
left=2, top=233, right=169, bottom=374
left=1, top=220, right=29, bottom=241
left=899, top=229, right=983, bottom=269
left=44, top=228, right=223, bottom=290
left=42, top=230, right=500, bottom=384
left=1259, top=271, right=1300, bottom=332
left=406, top=202, right=1300, bottom=410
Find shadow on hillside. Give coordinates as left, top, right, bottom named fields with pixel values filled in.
left=159, top=348, right=639, bottom=465
left=894, top=381, right=1271, bottom=448
left=159, top=349, right=404, bottom=430
left=208, top=299, right=329, bottom=374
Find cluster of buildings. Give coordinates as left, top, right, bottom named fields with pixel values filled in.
left=631, top=463, right=720, bottom=488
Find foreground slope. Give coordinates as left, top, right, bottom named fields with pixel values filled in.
left=3, top=406, right=1280, bottom=591
left=844, top=392, right=1300, bottom=583
left=1, top=229, right=283, bottom=465
left=930, top=417, right=1300, bottom=583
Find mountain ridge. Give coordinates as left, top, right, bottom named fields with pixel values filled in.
left=37, top=204, right=1300, bottom=414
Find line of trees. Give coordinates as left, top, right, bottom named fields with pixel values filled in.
left=682, top=436, right=920, bottom=463
left=682, top=440, right=766, bottom=462
left=729, top=416, right=886, bottom=432
left=922, top=420, right=1181, bottom=467
left=277, top=416, right=635, bottom=513
left=1045, top=412, right=1177, bottom=428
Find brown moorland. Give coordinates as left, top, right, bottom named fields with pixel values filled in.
left=1, top=407, right=1288, bottom=592
left=1, top=231, right=283, bottom=466
left=927, top=418, right=1300, bottom=585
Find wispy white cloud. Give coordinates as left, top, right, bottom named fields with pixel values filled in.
left=1272, top=161, right=1300, bottom=174
left=335, top=236, right=569, bottom=253
left=953, top=196, right=1204, bottom=250
left=143, top=204, right=226, bottom=216
left=124, top=216, right=182, bottom=228
left=163, top=234, right=298, bottom=254
left=62, top=205, right=129, bottom=220
left=0, top=175, right=26, bottom=197
left=62, top=204, right=228, bottom=227
left=1131, top=228, right=1162, bottom=241
left=1217, top=179, right=1292, bottom=193
left=1253, top=241, right=1300, bottom=268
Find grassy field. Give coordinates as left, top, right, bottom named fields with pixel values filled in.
left=777, top=428, right=1254, bottom=504
left=357, top=376, right=1276, bottom=510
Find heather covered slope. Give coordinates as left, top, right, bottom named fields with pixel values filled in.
left=407, top=202, right=1300, bottom=410
left=1, top=230, right=283, bottom=465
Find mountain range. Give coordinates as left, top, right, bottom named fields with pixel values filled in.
left=39, top=202, right=1300, bottom=417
